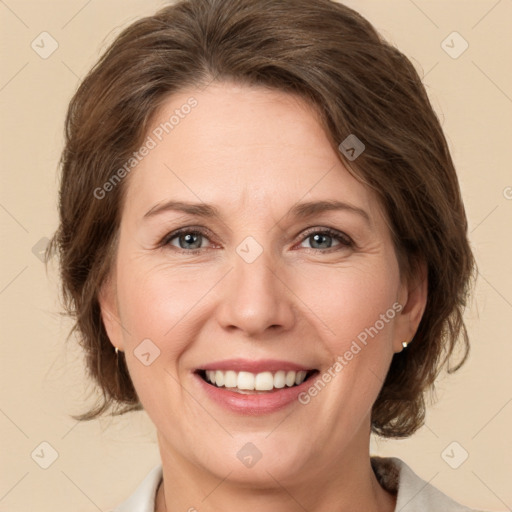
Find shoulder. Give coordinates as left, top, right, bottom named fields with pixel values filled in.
left=371, top=456, right=486, bottom=512
left=111, top=464, right=162, bottom=512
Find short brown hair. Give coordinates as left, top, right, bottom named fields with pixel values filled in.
left=48, top=0, right=476, bottom=437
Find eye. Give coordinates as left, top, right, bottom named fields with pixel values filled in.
left=297, top=228, right=354, bottom=251
left=161, top=228, right=213, bottom=252
left=159, top=226, right=354, bottom=254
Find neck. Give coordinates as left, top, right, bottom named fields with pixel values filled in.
left=155, top=434, right=396, bottom=512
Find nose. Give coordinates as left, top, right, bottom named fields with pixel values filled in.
left=215, top=246, right=296, bottom=338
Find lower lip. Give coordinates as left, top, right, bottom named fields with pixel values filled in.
left=194, top=372, right=317, bottom=415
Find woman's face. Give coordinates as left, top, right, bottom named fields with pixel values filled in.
left=101, top=82, right=424, bottom=486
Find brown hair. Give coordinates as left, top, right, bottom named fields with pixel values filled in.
left=47, top=0, right=476, bottom=437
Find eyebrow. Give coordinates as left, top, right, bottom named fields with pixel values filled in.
left=143, top=199, right=371, bottom=225
left=144, top=201, right=221, bottom=219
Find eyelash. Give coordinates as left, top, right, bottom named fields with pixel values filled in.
left=159, top=226, right=354, bottom=254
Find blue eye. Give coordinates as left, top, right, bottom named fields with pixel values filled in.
left=164, top=229, right=209, bottom=251
left=160, top=227, right=353, bottom=254
left=299, top=228, right=353, bottom=251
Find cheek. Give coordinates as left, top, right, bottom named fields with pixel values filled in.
left=116, top=258, right=204, bottom=343
left=114, top=261, right=199, bottom=422
left=294, top=262, right=400, bottom=422
left=294, top=257, right=401, bottom=351
left=113, top=254, right=228, bottom=404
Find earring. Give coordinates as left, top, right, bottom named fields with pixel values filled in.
left=113, top=346, right=123, bottom=393
left=402, top=341, right=409, bottom=349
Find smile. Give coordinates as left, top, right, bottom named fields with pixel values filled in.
left=193, top=360, right=320, bottom=414
left=199, top=369, right=316, bottom=393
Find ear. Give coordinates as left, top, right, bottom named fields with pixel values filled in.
left=98, top=271, right=125, bottom=352
left=393, top=260, right=428, bottom=353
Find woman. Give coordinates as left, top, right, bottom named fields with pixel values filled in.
left=47, top=0, right=482, bottom=510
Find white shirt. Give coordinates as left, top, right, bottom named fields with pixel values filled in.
left=112, top=456, right=483, bottom=511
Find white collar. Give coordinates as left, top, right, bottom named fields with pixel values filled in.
left=372, top=456, right=478, bottom=511
left=113, top=464, right=162, bottom=512
left=113, top=457, right=480, bottom=511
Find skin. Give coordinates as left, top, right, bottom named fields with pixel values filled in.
left=100, top=82, right=427, bottom=512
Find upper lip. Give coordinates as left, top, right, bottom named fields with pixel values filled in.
left=198, top=359, right=316, bottom=373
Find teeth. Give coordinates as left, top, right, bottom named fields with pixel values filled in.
left=215, top=370, right=224, bottom=387
left=285, top=371, right=296, bottom=387
left=254, top=371, right=274, bottom=391
left=295, top=370, right=307, bottom=385
left=237, top=371, right=255, bottom=390
left=224, top=370, right=237, bottom=388
left=274, top=370, right=286, bottom=389
left=203, top=369, right=310, bottom=391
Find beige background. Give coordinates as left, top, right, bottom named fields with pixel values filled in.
left=1, top=0, right=511, bottom=511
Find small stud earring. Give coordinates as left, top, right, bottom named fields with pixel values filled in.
left=402, top=341, right=409, bottom=349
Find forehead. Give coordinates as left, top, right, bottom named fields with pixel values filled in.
left=123, top=82, right=383, bottom=226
